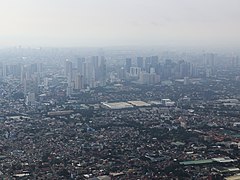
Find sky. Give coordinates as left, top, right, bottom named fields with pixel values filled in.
left=0, top=0, right=240, bottom=48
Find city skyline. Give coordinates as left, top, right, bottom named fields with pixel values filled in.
left=1, top=0, right=240, bottom=48
left=1, top=1, right=240, bottom=179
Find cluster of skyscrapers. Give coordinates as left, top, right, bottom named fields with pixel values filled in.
left=0, top=62, right=43, bottom=105
left=118, top=56, right=193, bottom=84
left=65, top=56, right=106, bottom=96
left=0, top=51, right=239, bottom=106
left=116, top=53, right=237, bottom=85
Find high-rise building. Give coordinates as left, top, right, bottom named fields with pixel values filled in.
left=130, top=67, right=141, bottom=78
left=137, top=57, right=144, bottom=69
left=151, top=56, right=159, bottom=67
left=178, top=60, right=190, bottom=78
left=140, top=72, right=150, bottom=84
left=75, top=74, right=84, bottom=90
left=77, top=58, right=85, bottom=76
left=21, top=65, right=27, bottom=84
left=65, top=59, right=73, bottom=78
left=145, top=56, right=159, bottom=73
left=139, top=72, right=160, bottom=84
left=83, top=61, right=87, bottom=79
left=125, top=58, right=132, bottom=73
left=99, top=56, right=107, bottom=86
left=91, top=56, right=99, bottom=70
left=2, top=64, right=7, bottom=78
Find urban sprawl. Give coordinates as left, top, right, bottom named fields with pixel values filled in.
left=0, top=48, right=240, bottom=179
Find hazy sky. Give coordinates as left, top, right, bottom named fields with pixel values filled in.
left=0, top=0, right=240, bottom=48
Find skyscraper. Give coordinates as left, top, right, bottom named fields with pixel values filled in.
left=125, top=58, right=132, bottom=73
left=77, top=58, right=85, bottom=76
left=99, top=56, right=107, bottom=86
left=65, top=59, right=73, bottom=78
left=137, top=57, right=144, bottom=69
left=130, top=67, right=141, bottom=78
left=75, top=74, right=84, bottom=90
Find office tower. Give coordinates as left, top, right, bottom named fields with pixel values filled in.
left=67, top=75, right=74, bottom=96
left=163, top=59, right=173, bottom=79
left=65, top=59, right=73, bottom=78
left=99, top=56, right=107, bottom=86
left=90, top=66, right=96, bottom=88
left=145, top=56, right=159, bottom=73
left=75, top=74, right=84, bottom=90
left=72, top=68, right=78, bottom=82
left=2, top=64, right=7, bottom=78
left=86, top=62, right=94, bottom=86
left=130, top=67, right=141, bottom=78
left=83, top=61, right=88, bottom=85
left=178, top=60, right=190, bottom=78
left=21, top=65, right=25, bottom=83
left=36, top=63, right=43, bottom=83
left=151, top=56, right=159, bottom=67
left=150, top=72, right=160, bottom=84
left=91, top=56, right=99, bottom=70
left=137, top=57, right=144, bottom=69
left=77, top=58, right=85, bottom=76
left=65, top=59, right=73, bottom=95
left=125, top=58, right=132, bottom=73
left=140, top=72, right=160, bottom=85
left=145, top=57, right=151, bottom=73
left=80, top=60, right=96, bottom=87
left=21, top=65, right=28, bottom=84
left=93, top=56, right=106, bottom=86
left=140, top=72, right=149, bottom=84
left=149, top=74, right=155, bottom=84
